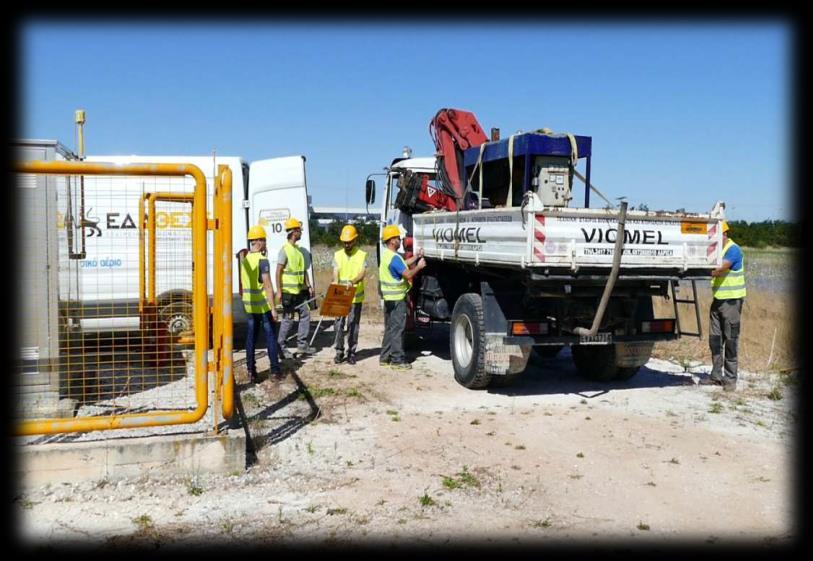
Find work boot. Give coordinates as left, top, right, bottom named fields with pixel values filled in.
left=297, top=344, right=317, bottom=354
left=389, top=361, right=412, bottom=371
left=334, top=351, right=345, bottom=364
left=347, top=353, right=356, bottom=365
left=723, top=380, right=737, bottom=392
left=270, top=369, right=285, bottom=383
left=248, top=371, right=261, bottom=384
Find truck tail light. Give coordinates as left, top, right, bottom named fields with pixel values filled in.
left=641, top=319, right=674, bottom=334
left=511, top=321, right=549, bottom=335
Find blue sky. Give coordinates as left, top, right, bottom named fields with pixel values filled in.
left=20, top=21, right=792, bottom=222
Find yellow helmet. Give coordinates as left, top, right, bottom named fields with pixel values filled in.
left=247, top=225, right=266, bottom=241
left=340, top=224, right=359, bottom=242
left=284, top=217, right=303, bottom=231
left=722, top=221, right=729, bottom=233
left=381, top=224, right=401, bottom=242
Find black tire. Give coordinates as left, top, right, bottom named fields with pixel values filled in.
left=615, top=366, right=641, bottom=381
left=489, top=372, right=521, bottom=388
left=571, top=345, right=619, bottom=382
left=404, top=330, right=419, bottom=351
left=450, top=293, right=491, bottom=389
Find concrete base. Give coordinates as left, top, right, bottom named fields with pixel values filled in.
left=15, top=430, right=246, bottom=489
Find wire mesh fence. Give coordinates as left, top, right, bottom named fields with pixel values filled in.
left=14, top=159, right=231, bottom=436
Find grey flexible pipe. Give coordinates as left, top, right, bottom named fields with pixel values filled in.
left=573, top=201, right=628, bottom=337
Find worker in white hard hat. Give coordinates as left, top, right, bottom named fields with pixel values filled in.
left=275, top=217, right=316, bottom=355
left=332, top=224, right=367, bottom=365
left=237, top=224, right=282, bottom=383
left=702, top=220, right=747, bottom=392
left=378, top=224, right=426, bottom=370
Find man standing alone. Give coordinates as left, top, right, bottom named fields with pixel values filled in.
left=333, top=224, right=367, bottom=365
left=704, top=220, right=746, bottom=392
left=378, top=225, right=426, bottom=370
left=275, top=217, right=316, bottom=356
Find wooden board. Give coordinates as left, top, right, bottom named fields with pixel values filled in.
left=319, top=283, right=356, bottom=317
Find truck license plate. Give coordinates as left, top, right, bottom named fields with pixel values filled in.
left=579, top=332, right=612, bottom=345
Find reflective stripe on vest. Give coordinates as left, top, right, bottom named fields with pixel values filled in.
left=711, top=239, right=747, bottom=300
left=335, top=248, right=367, bottom=304
left=282, top=242, right=305, bottom=294
left=240, top=252, right=271, bottom=313
left=379, top=248, right=410, bottom=301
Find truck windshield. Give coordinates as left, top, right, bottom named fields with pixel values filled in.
left=387, top=172, right=439, bottom=211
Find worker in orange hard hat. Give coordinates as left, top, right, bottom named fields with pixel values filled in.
left=378, top=224, right=426, bottom=370
left=332, top=224, right=367, bottom=365
left=237, top=224, right=282, bottom=383
left=275, top=216, right=316, bottom=356
left=701, top=220, right=747, bottom=392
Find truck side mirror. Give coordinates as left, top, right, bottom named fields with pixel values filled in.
left=365, top=179, right=376, bottom=205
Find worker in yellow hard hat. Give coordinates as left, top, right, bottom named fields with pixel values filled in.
left=378, top=224, right=426, bottom=370
left=701, top=220, right=746, bottom=392
left=237, top=224, right=282, bottom=383
left=332, top=224, right=367, bottom=364
left=275, top=216, right=316, bottom=355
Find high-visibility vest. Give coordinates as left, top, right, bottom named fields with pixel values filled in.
left=711, top=239, right=747, bottom=300
left=335, top=247, right=367, bottom=304
left=240, top=252, right=271, bottom=314
left=379, top=248, right=410, bottom=301
left=281, top=242, right=306, bottom=294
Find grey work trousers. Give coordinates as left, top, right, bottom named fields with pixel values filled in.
left=708, top=298, right=743, bottom=384
left=380, top=299, right=407, bottom=364
left=334, top=302, right=363, bottom=356
left=277, top=290, right=311, bottom=348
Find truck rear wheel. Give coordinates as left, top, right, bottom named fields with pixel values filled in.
left=615, top=366, right=640, bottom=381
left=450, top=293, right=491, bottom=389
left=571, top=345, right=618, bottom=382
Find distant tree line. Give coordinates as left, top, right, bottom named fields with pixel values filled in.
left=727, top=220, right=800, bottom=248
left=308, top=218, right=380, bottom=246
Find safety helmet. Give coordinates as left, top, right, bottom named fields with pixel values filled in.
left=722, top=221, right=729, bottom=233
left=247, top=225, right=266, bottom=241
left=284, top=217, right=303, bottom=231
left=381, top=224, right=401, bottom=242
left=340, top=224, right=359, bottom=242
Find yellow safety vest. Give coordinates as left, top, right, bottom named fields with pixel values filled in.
left=711, top=239, right=747, bottom=300
left=379, top=248, right=410, bottom=301
left=335, top=247, right=367, bottom=304
left=281, top=242, right=306, bottom=295
left=240, top=252, right=271, bottom=313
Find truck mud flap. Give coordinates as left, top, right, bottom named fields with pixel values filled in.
left=484, top=333, right=531, bottom=375
left=614, top=341, right=654, bottom=368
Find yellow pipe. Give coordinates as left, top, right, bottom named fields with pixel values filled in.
left=138, top=193, right=148, bottom=314
left=147, top=194, right=157, bottom=306
left=14, top=161, right=210, bottom=436
left=212, top=168, right=223, bottom=430
left=219, top=166, right=234, bottom=420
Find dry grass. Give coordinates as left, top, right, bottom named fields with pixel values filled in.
left=311, top=245, right=799, bottom=374
left=653, top=285, right=798, bottom=373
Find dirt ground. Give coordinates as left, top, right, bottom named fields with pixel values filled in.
left=14, top=320, right=798, bottom=549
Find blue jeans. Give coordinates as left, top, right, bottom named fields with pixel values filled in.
left=246, top=311, right=281, bottom=375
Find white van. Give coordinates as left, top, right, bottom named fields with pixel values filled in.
left=76, top=154, right=314, bottom=337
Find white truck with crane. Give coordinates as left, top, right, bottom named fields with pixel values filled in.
left=365, top=108, right=725, bottom=389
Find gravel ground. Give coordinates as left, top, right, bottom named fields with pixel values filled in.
left=13, top=322, right=798, bottom=550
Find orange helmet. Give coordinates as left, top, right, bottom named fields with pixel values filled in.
left=381, top=224, right=401, bottom=242
left=340, top=224, right=359, bottom=242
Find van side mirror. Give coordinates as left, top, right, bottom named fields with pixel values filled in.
left=365, top=179, right=376, bottom=205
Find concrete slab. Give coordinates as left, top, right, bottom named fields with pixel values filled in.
left=15, top=429, right=246, bottom=490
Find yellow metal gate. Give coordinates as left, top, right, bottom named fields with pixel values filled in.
left=14, top=161, right=233, bottom=436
